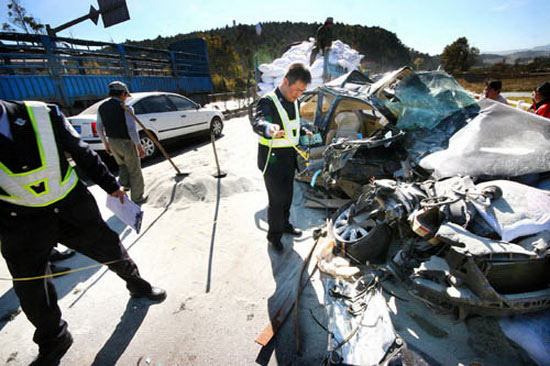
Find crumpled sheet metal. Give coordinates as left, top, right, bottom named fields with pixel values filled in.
left=473, top=180, right=550, bottom=242
left=518, top=230, right=550, bottom=254
left=435, top=222, right=536, bottom=257
left=420, top=99, right=550, bottom=179
left=323, top=275, right=396, bottom=365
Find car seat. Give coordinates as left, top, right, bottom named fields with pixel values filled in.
left=325, top=111, right=362, bottom=144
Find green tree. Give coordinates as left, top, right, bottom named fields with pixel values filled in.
left=2, top=0, right=45, bottom=34
left=441, top=37, right=479, bottom=74
left=200, top=34, right=243, bottom=91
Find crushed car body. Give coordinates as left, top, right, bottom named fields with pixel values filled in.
left=296, top=67, right=483, bottom=199
left=252, top=63, right=550, bottom=364
left=294, top=67, right=550, bottom=322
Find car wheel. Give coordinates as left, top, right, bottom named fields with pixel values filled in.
left=331, top=201, right=391, bottom=264
left=210, top=117, right=223, bottom=137
left=140, top=132, right=157, bottom=158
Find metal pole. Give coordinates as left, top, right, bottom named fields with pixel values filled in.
left=210, top=133, right=227, bottom=178
left=122, top=104, right=187, bottom=177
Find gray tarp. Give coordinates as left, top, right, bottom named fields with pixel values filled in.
left=420, top=99, right=550, bottom=179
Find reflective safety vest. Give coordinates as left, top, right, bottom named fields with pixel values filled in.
left=0, top=101, right=79, bottom=207
left=259, top=92, right=300, bottom=148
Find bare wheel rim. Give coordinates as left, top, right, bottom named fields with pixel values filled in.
left=333, top=207, right=370, bottom=244
left=140, top=136, right=155, bottom=156
left=211, top=118, right=222, bottom=136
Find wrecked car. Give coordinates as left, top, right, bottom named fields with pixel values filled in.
left=254, top=65, right=550, bottom=319
left=294, top=66, right=481, bottom=200
left=332, top=176, right=550, bottom=318
left=301, top=68, right=550, bottom=318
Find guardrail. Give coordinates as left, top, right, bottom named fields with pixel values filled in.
left=207, top=87, right=257, bottom=118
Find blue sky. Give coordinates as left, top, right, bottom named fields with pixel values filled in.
left=1, top=0, right=549, bottom=55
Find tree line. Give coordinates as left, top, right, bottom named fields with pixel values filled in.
left=4, top=0, right=548, bottom=93
left=125, top=21, right=442, bottom=91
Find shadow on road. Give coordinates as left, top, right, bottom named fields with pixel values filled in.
left=100, top=133, right=216, bottom=175
left=205, top=177, right=222, bottom=293
left=91, top=298, right=157, bottom=366
left=0, top=174, right=185, bottom=332
left=255, top=238, right=327, bottom=365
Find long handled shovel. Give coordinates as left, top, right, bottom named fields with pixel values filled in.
left=122, top=104, right=188, bottom=177
left=210, top=133, right=227, bottom=178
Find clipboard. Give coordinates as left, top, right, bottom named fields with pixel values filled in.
left=106, top=195, right=144, bottom=233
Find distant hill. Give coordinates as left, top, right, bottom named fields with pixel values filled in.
left=125, top=21, right=438, bottom=90
left=480, top=44, right=550, bottom=65
left=533, top=44, right=550, bottom=52
left=487, top=44, right=550, bottom=56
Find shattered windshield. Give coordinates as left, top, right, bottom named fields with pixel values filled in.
left=369, top=70, right=478, bottom=131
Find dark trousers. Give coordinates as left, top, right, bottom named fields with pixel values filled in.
left=0, top=184, right=151, bottom=351
left=262, top=153, right=295, bottom=242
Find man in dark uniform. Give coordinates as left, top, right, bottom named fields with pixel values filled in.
left=251, top=63, right=312, bottom=252
left=310, top=17, right=334, bottom=66
left=0, top=99, right=166, bottom=365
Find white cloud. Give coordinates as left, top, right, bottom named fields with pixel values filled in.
left=491, top=0, right=526, bottom=12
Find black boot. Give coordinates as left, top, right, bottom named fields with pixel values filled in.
left=31, top=331, right=73, bottom=366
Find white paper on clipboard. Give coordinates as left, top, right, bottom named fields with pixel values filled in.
left=106, top=195, right=144, bottom=233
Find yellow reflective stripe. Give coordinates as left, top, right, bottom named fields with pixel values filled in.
left=259, top=93, right=300, bottom=147
left=25, top=103, right=48, bottom=173
left=6, top=185, right=77, bottom=207
left=0, top=160, right=43, bottom=177
left=24, top=101, right=79, bottom=201
left=23, top=178, right=49, bottom=198
left=269, top=93, right=300, bottom=142
left=0, top=190, right=19, bottom=200
left=62, top=164, right=74, bottom=183
left=259, top=136, right=293, bottom=147
left=268, top=94, right=291, bottom=140
left=0, top=102, right=79, bottom=207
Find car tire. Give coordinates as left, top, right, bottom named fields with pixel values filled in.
left=139, top=131, right=157, bottom=158
left=210, top=117, right=223, bottom=137
left=331, top=201, right=391, bottom=264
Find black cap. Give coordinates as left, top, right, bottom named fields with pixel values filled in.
left=325, top=17, right=334, bottom=24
